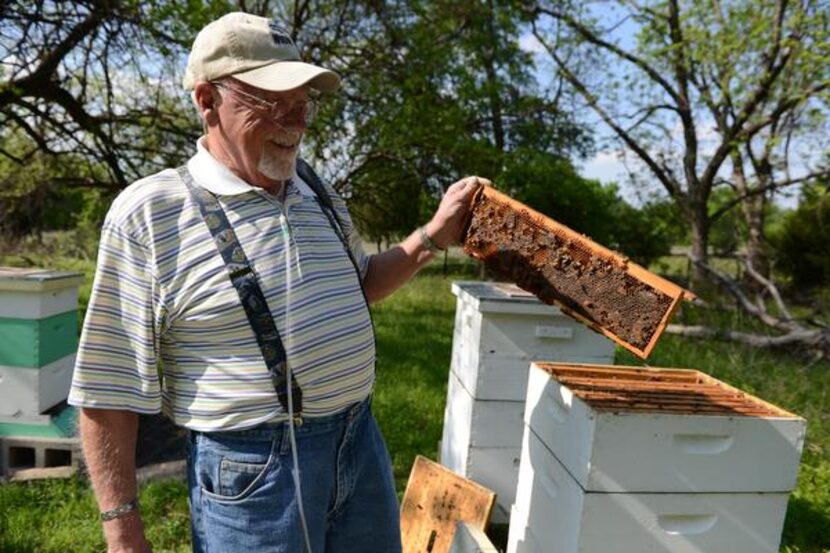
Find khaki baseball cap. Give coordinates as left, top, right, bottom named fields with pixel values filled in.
left=183, top=12, right=340, bottom=93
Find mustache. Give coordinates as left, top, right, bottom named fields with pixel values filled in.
left=264, top=131, right=302, bottom=144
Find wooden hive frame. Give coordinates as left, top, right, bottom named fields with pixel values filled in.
left=463, top=185, right=695, bottom=359
left=535, top=362, right=799, bottom=418
left=400, top=456, right=496, bottom=553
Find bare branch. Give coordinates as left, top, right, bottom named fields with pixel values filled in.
left=0, top=8, right=104, bottom=110
left=532, top=5, right=683, bottom=106
left=690, top=255, right=798, bottom=331
left=709, top=169, right=830, bottom=222
left=531, top=23, right=684, bottom=200
left=622, top=104, right=680, bottom=133
left=741, top=255, right=794, bottom=322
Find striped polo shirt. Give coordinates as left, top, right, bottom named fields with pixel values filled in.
left=68, top=139, right=375, bottom=431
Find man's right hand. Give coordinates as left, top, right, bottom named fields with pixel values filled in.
left=104, top=513, right=152, bottom=552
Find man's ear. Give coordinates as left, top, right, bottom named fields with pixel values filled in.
left=194, top=82, right=220, bottom=125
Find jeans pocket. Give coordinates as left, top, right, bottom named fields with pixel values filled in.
left=198, top=434, right=278, bottom=503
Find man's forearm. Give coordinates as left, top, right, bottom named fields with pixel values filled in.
left=79, top=407, right=149, bottom=551
left=362, top=177, right=486, bottom=303
left=363, top=223, right=438, bottom=304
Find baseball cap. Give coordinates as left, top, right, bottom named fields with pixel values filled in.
left=182, top=12, right=340, bottom=93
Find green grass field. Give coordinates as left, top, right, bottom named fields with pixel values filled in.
left=0, top=256, right=828, bottom=552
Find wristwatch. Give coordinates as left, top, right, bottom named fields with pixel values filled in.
left=100, top=499, right=139, bottom=521
left=419, top=225, right=445, bottom=254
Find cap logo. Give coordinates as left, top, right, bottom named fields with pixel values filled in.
left=269, top=20, right=294, bottom=46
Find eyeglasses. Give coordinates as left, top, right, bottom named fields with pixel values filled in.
left=213, top=82, right=319, bottom=125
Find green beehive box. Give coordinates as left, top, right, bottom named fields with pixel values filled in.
left=0, top=268, right=83, bottom=417
left=0, top=311, right=78, bottom=368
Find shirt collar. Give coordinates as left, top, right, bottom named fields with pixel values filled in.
left=187, top=136, right=314, bottom=198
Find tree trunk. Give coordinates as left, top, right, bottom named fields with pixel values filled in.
left=482, top=0, right=506, bottom=153
left=743, top=191, right=768, bottom=277
left=689, top=204, right=710, bottom=289
left=731, top=151, right=769, bottom=282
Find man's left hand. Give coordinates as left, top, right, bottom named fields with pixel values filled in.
left=425, top=176, right=490, bottom=250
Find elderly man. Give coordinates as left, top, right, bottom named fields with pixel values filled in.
left=69, top=11, right=485, bottom=553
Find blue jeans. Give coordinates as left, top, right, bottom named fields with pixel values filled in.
left=187, top=399, right=402, bottom=552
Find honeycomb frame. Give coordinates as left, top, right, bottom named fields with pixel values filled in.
left=462, top=185, right=694, bottom=359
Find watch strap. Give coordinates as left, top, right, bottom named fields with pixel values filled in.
left=100, top=499, right=139, bottom=521
left=419, top=225, right=445, bottom=253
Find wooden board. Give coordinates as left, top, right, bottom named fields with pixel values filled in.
left=401, top=455, right=496, bottom=553
left=462, top=185, right=695, bottom=359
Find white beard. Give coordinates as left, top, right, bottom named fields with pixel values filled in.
left=257, top=134, right=302, bottom=181
left=257, top=149, right=297, bottom=181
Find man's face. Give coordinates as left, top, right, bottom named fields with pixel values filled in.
left=212, top=78, right=309, bottom=184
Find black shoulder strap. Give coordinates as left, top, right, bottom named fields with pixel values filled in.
left=296, top=158, right=339, bottom=225
left=296, top=158, right=365, bottom=285
left=297, top=158, right=346, bottom=226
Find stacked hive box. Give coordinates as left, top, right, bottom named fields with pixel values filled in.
left=508, top=362, right=806, bottom=553
left=0, top=268, right=83, bottom=476
left=440, top=282, right=615, bottom=522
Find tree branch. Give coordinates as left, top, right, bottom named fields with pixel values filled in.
left=709, top=169, right=830, bottom=222
left=533, top=4, right=683, bottom=107
left=666, top=324, right=828, bottom=351
left=740, top=255, right=794, bottom=322
left=0, top=8, right=103, bottom=110
left=690, top=255, right=798, bottom=331
left=667, top=0, right=700, bottom=193
left=531, top=23, right=684, bottom=200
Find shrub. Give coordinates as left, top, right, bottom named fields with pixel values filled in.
left=499, top=149, right=675, bottom=267
left=770, top=182, right=830, bottom=289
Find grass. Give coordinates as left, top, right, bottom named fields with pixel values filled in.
left=0, top=254, right=828, bottom=552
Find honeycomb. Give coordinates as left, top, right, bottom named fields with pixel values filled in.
left=537, top=363, right=791, bottom=417
left=463, top=186, right=690, bottom=358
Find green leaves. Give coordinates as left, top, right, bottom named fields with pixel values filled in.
left=303, top=0, right=591, bottom=240
left=771, top=179, right=830, bottom=289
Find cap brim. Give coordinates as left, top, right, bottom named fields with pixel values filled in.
left=232, top=61, right=340, bottom=93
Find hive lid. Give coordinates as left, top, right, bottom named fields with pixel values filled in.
left=0, top=267, right=84, bottom=292
left=462, top=186, right=693, bottom=359
left=535, top=362, right=799, bottom=418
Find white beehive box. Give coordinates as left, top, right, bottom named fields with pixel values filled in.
left=442, top=282, right=615, bottom=522
left=508, top=362, right=806, bottom=553
left=524, top=362, right=806, bottom=493
left=450, top=281, right=614, bottom=401
left=0, top=354, right=76, bottom=420
left=441, top=372, right=523, bottom=518
left=0, top=279, right=80, bottom=319
left=512, top=428, right=791, bottom=553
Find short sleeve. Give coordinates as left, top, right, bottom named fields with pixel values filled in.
left=68, top=224, right=165, bottom=413
left=329, top=187, right=371, bottom=280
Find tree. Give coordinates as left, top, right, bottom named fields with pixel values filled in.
left=347, top=156, right=424, bottom=249
left=1, top=0, right=596, bottom=248
left=300, top=0, right=593, bottom=238
left=0, top=131, right=93, bottom=239
left=0, top=1, right=231, bottom=199
left=500, top=148, right=675, bottom=266
left=529, top=0, right=830, bottom=286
